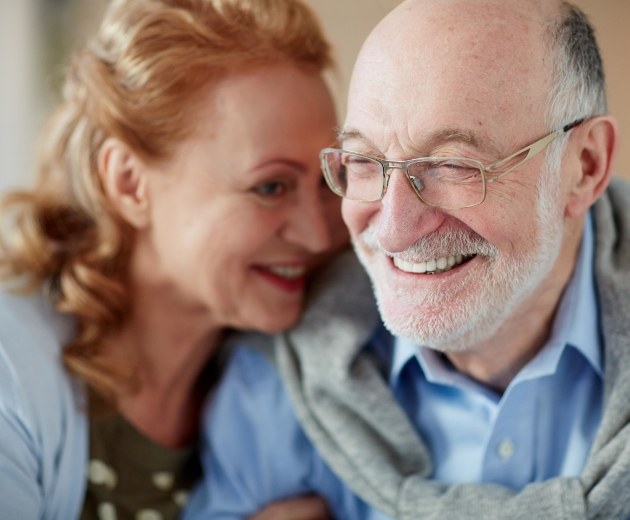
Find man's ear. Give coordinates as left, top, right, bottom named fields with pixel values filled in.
left=564, top=115, right=618, bottom=219
left=98, top=138, right=151, bottom=229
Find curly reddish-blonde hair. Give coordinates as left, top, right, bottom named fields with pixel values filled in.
left=0, top=0, right=333, bottom=402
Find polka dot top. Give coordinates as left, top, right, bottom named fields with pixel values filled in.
left=80, top=411, right=202, bottom=520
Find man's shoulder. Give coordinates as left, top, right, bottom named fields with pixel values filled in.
left=608, top=176, right=630, bottom=189
left=600, top=177, right=630, bottom=214
left=200, top=342, right=320, bottom=491
left=226, top=343, right=284, bottom=392
left=207, top=341, right=298, bottom=431
left=593, top=177, right=630, bottom=380
left=594, top=178, right=630, bottom=267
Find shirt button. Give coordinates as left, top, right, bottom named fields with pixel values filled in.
left=497, top=438, right=515, bottom=460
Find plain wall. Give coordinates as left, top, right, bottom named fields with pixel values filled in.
left=573, top=0, right=630, bottom=179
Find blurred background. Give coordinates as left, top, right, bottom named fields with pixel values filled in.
left=1, top=0, right=628, bottom=194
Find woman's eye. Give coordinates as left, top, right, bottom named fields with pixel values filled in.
left=252, top=181, right=287, bottom=198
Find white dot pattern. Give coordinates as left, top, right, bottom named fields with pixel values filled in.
left=82, top=411, right=201, bottom=520
left=97, top=502, right=117, bottom=520
left=172, top=491, right=188, bottom=507
left=151, top=472, right=174, bottom=491
left=89, top=459, right=118, bottom=490
left=136, top=509, right=163, bottom=520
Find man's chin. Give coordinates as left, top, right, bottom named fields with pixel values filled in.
left=375, top=290, right=488, bottom=352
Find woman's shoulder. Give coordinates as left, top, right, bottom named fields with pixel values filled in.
left=0, top=288, right=88, bottom=518
left=0, top=287, right=74, bottom=374
left=0, top=287, right=82, bottom=427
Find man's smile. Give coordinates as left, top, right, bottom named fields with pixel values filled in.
left=392, top=254, right=474, bottom=274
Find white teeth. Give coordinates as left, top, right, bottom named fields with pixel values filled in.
left=267, top=265, right=306, bottom=279
left=393, top=254, right=471, bottom=274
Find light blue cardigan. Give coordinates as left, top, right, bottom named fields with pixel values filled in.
left=0, top=290, right=87, bottom=520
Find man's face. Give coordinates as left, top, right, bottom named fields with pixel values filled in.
left=341, top=0, right=576, bottom=351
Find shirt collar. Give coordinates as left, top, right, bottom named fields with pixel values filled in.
left=545, top=211, right=602, bottom=376
left=389, top=212, right=602, bottom=388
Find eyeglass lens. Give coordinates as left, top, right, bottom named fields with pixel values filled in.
left=322, top=150, right=486, bottom=209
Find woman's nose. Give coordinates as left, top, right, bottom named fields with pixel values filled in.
left=283, top=190, right=333, bottom=253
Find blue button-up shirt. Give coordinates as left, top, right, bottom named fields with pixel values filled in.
left=184, top=217, right=603, bottom=519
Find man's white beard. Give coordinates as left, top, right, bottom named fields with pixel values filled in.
left=354, top=172, right=565, bottom=353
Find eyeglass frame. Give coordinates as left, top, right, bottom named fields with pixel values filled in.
left=320, top=118, right=585, bottom=210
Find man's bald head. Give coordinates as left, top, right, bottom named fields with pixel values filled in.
left=350, top=0, right=605, bottom=136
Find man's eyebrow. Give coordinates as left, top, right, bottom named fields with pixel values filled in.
left=432, top=129, right=503, bottom=157
left=337, top=127, right=502, bottom=157
left=433, top=129, right=479, bottom=147
left=337, top=128, right=367, bottom=144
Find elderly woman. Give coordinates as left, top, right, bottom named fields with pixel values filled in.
left=0, top=0, right=347, bottom=518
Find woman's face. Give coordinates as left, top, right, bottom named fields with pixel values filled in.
left=134, top=62, right=346, bottom=332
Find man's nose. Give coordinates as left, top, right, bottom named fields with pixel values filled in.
left=376, top=170, right=446, bottom=253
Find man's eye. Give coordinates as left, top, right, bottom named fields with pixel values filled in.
left=252, top=181, right=287, bottom=197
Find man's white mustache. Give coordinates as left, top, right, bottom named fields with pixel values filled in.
left=357, top=224, right=499, bottom=261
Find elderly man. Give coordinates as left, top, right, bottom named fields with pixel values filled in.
left=184, top=1, right=630, bottom=519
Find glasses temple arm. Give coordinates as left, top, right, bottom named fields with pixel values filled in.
left=486, top=118, right=584, bottom=181
left=563, top=118, right=585, bottom=132
left=485, top=132, right=559, bottom=180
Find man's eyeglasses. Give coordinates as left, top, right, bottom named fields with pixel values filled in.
left=320, top=119, right=584, bottom=210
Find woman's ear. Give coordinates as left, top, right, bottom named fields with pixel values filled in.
left=98, top=138, right=151, bottom=229
left=564, top=115, right=618, bottom=219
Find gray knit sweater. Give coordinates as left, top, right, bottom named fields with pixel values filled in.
left=273, top=178, right=630, bottom=519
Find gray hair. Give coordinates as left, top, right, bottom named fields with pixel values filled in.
left=544, top=2, right=607, bottom=170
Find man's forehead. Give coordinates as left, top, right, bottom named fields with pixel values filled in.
left=390, top=0, right=558, bottom=25
left=346, top=0, right=557, bottom=152
left=358, top=0, right=558, bottom=69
